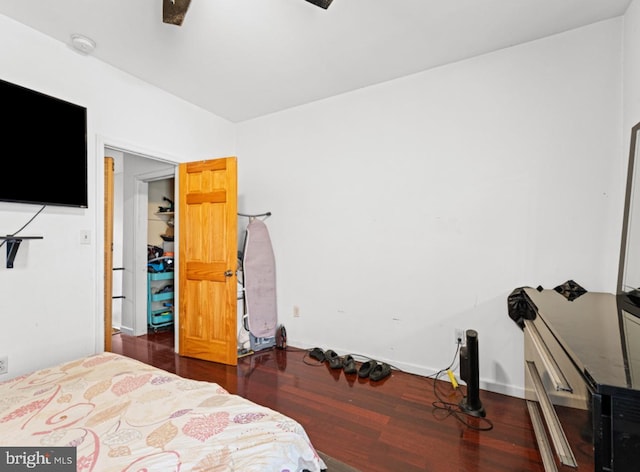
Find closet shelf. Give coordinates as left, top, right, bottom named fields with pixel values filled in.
left=151, top=291, right=173, bottom=303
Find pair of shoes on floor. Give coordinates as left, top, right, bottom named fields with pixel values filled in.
left=309, top=348, right=350, bottom=371
left=329, top=352, right=360, bottom=375
left=310, top=348, right=391, bottom=381
left=358, top=359, right=391, bottom=381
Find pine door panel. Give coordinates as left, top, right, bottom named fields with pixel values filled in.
left=178, top=157, right=238, bottom=365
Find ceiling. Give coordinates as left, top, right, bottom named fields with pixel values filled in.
left=0, top=0, right=632, bottom=123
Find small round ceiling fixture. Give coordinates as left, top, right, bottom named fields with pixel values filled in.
left=70, top=34, right=96, bottom=55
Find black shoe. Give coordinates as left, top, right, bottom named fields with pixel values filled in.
left=369, top=362, right=391, bottom=381
left=342, top=355, right=357, bottom=374
left=325, top=350, right=342, bottom=369
left=358, top=359, right=378, bottom=378
left=309, top=347, right=325, bottom=362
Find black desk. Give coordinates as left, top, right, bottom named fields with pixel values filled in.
left=517, top=288, right=640, bottom=472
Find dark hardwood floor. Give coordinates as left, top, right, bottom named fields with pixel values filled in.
left=112, top=330, right=548, bottom=472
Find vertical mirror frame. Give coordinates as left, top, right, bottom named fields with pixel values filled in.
left=618, top=121, right=640, bottom=295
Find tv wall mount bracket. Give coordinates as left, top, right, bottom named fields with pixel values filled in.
left=1, top=235, right=43, bottom=269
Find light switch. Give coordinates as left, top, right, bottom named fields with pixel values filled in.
left=80, top=230, right=91, bottom=245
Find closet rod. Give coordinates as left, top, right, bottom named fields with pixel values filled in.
left=238, top=211, right=272, bottom=218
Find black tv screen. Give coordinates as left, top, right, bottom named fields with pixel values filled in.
left=0, top=78, right=88, bottom=208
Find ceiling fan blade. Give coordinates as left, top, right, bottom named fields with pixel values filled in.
left=163, top=0, right=192, bottom=26
left=305, top=0, right=334, bottom=9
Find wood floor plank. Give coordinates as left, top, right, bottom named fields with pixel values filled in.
left=112, top=330, right=546, bottom=472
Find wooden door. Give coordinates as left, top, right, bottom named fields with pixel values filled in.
left=178, top=157, right=238, bottom=365
left=104, top=157, right=114, bottom=352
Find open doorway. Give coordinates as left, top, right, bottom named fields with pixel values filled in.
left=146, top=178, right=175, bottom=333
left=105, top=147, right=176, bottom=342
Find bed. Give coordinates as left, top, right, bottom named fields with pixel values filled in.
left=0, top=352, right=327, bottom=471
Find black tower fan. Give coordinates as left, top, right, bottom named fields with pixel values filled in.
left=459, top=329, right=486, bottom=417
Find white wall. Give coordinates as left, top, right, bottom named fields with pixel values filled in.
left=0, top=14, right=235, bottom=379
left=237, top=18, right=624, bottom=397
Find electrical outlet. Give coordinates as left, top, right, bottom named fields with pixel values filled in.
left=293, top=305, right=300, bottom=317
left=455, top=329, right=465, bottom=345
left=0, top=355, right=8, bottom=375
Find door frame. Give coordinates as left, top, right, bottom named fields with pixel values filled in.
left=104, top=157, right=114, bottom=352
left=97, top=135, right=179, bottom=352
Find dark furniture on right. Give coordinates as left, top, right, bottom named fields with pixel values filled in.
left=517, top=286, right=640, bottom=472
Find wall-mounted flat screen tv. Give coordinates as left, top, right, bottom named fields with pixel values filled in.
left=0, top=78, right=88, bottom=208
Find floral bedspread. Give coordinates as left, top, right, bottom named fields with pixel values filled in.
left=0, top=352, right=326, bottom=472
